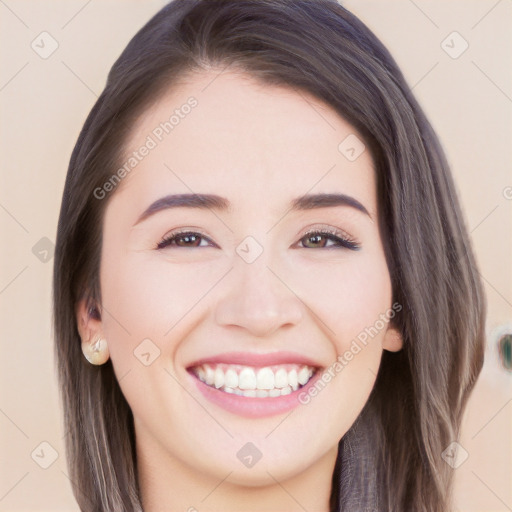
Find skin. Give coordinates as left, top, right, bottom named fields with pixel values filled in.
left=77, top=68, right=403, bottom=512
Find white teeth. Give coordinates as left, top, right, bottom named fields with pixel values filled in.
left=214, top=367, right=224, bottom=389
left=274, top=368, right=288, bottom=389
left=297, top=366, right=310, bottom=385
left=256, top=367, right=275, bottom=390
left=288, top=369, right=298, bottom=389
left=193, top=363, right=316, bottom=397
left=224, top=368, right=238, bottom=388
left=280, top=386, right=292, bottom=396
left=238, top=368, right=257, bottom=390
left=204, top=365, right=215, bottom=386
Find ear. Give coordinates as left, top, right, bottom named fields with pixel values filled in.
left=76, top=298, right=110, bottom=365
left=382, top=325, right=403, bottom=352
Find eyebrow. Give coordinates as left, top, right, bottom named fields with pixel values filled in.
left=133, top=192, right=371, bottom=226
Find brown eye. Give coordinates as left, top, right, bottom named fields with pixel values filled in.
left=174, top=233, right=202, bottom=247
left=157, top=231, right=213, bottom=249
left=303, top=233, right=328, bottom=248
left=299, top=230, right=360, bottom=250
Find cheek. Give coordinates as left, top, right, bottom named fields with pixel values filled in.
left=339, top=256, right=392, bottom=337
left=99, top=250, right=223, bottom=361
left=287, top=249, right=392, bottom=349
left=290, top=253, right=391, bottom=437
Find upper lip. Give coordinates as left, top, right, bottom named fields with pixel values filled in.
left=186, top=351, right=322, bottom=369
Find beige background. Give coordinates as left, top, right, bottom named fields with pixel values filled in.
left=0, top=1, right=511, bottom=510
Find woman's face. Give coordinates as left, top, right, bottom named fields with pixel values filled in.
left=79, top=70, right=401, bottom=487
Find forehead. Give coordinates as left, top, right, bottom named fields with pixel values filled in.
left=113, top=69, right=376, bottom=217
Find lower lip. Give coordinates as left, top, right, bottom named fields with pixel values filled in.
left=188, top=370, right=321, bottom=418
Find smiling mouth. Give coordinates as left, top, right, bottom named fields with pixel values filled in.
left=189, top=363, right=317, bottom=398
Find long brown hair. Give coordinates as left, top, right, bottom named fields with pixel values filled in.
left=53, top=1, right=486, bottom=510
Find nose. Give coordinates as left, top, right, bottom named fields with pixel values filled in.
left=214, top=255, right=304, bottom=338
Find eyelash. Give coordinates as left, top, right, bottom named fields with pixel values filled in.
left=301, top=227, right=360, bottom=250
left=156, top=227, right=360, bottom=251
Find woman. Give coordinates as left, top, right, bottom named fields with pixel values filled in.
left=53, top=1, right=486, bottom=511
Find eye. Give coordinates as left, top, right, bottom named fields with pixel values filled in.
left=156, top=228, right=360, bottom=250
left=298, top=228, right=360, bottom=250
left=156, top=230, right=216, bottom=250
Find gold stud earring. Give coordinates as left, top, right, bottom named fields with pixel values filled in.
left=82, top=337, right=110, bottom=365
